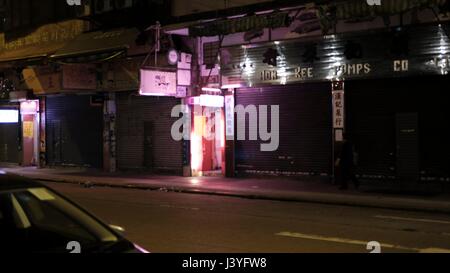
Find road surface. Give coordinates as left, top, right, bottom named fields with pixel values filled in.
left=44, top=182, right=450, bottom=253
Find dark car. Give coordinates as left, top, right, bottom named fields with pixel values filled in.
left=0, top=171, right=149, bottom=253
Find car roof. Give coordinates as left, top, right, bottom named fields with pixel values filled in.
left=0, top=172, right=45, bottom=191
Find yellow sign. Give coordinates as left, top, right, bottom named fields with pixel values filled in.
left=23, top=121, right=34, bottom=138
left=23, top=67, right=61, bottom=94
left=0, top=20, right=85, bottom=51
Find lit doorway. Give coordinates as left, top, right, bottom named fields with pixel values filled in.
left=190, top=96, right=225, bottom=177
left=20, top=100, right=40, bottom=166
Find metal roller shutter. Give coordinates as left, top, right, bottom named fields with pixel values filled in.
left=418, top=76, right=450, bottom=179
left=346, top=76, right=450, bottom=180
left=235, top=83, right=332, bottom=176
left=0, top=122, right=20, bottom=163
left=46, top=95, right=103, bottom=168
left=116, top=92, right=183, bottom=174
left=346, top=79, right=397, bottom=178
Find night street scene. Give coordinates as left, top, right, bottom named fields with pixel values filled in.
left=1, top=0, right=450, bottom=260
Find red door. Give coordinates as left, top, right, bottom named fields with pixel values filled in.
left=22, top=114, right=36, bottom=166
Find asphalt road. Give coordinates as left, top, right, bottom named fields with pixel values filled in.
left=44, top=182, right=450, bottom=253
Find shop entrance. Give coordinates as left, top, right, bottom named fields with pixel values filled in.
left=20, top=100, right=40, bottom=166
left=191, top=101, right=225, bottom=177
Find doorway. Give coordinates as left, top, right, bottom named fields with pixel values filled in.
left=191, top=105, right=225, bottom=177
left=143, top=121, right=154, bottom=169
left=20, top=100, right=40, bottom=166
left=396, top=112, right=419, bottom=180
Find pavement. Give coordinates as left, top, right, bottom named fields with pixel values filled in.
left=2, top=165, right=450, bottom=214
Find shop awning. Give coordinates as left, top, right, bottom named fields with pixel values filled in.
left=162, top=20, right=211, bottom=36
left=0, top=41, right=67, bottom=63
left=50, top=28, right=140, bottom=59
left=329, top=0, right=447, bottom=20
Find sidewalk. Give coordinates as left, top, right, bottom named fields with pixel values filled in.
left=2, top=166, right=450, bottom=214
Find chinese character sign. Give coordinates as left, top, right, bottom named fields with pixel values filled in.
left=332, top=90, right=345, bottom=129
left=225, top=95, right=235, bottom=137
left=140, top=69, right=177, bottom=97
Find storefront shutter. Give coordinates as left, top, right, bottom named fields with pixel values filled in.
left=46, top=95, right=103, bottom=168
left=235, top=82, right=332, bottom=176
left=0, top=122, right=20, bottom=163
left=116, top=92, right=183, bottom=174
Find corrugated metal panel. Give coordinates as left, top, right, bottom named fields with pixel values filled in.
left=346, top=75, right=450, bottom=180
left=46, top=95, right=103, bottom=168
left=0, top=123, right=20, bottom=163
left=416, top=76, right=450, bottom=179
left=116, top=92, right=183, bottom=174
left=235, top=82, right=332, bottom=176
left=396, top=113, right=419, bottom=179
left=221, top=23, right=450, bottom=86
left=334, top=0, right=447, bottom=20
left=346, top=80, right=397, bottom=178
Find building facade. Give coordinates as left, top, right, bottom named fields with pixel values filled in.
left=162, top=0, right=450, bottom=183
left=1, top=0, right=450, bottom=186
left=0, top=0, right=183, bottom=173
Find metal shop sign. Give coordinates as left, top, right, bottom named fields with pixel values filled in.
left=139, top=69, right=177, bottom=97
left=0, top=20, right=85, bottom=51
left=189, top=12, right=291, bottom=37
left=221, top=23, right=450, bottom=87
left=23, top=67, right=61, bottom=95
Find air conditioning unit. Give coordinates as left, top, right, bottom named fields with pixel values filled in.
left=94, top=0, right=114, bottom=14
left=114, top=0, right=133, bottom=9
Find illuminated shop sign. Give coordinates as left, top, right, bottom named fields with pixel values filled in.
left=221, top=24, right=450, bottom=87
left=139, top=69, right=177, bottom=97
left=0, top=109, right=19, bottom=123
left=20, top=100, right=39, bottom=115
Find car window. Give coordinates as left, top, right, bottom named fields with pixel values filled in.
left=0, top=188, right=118, bottom=253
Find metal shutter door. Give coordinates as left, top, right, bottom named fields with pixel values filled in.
left=347, top=76, right=450, bottom=180
left=116, top=92, right=183, bottom=174
left=46, top=95, right=103, bottom=168
left=0, top=123, right=20, bottom=163
left=235, top=83, right=332, bottom=176
left=346, top=79, right=397, bottom=178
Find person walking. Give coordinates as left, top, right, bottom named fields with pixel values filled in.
left=337, top=134, right=360, bottom=190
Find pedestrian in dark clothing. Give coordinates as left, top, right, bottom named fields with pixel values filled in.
left=337, top=134, right=360, bottom=190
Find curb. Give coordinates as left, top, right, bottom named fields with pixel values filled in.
left=25, top=174, right=450, bottom=214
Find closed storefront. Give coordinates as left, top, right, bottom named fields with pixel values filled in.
left=235, top=83, right=332, bottom=176
left=46, top=95, right=103, bottom=168
left=346, top=75, right=450, bottom=180
left=0, top=107, right=20, bottom=164
left=116, top=92, right=183, bottom=174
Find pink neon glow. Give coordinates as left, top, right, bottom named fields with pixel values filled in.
left=190, top=178, right=201, bottom=185
left=189, top=95, right=224, bottom=107
left=190, top=132, right=203, bottom=171
left=201, top=87, right=222, bottom=92
left=221, top=84, right=242, bottom=89
left=220, top=113, right=225, bottom=149
left=200, top=95, right=224, bottom=108
left=139, top=90, right=169, bottom=97
left=20, top=100, right=39, bottom=114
